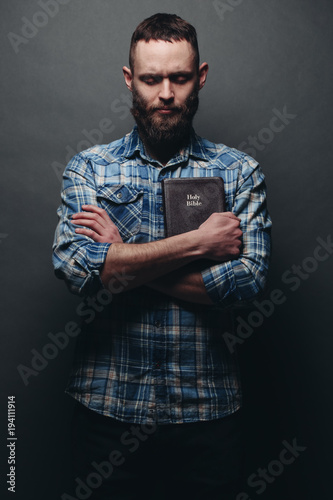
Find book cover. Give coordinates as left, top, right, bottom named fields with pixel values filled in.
left=162, top=177, right=225, bottom=237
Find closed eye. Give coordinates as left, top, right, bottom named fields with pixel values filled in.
left=140, top=75, right=162, bottom=85
left=170, top=74, right=191, bottom=84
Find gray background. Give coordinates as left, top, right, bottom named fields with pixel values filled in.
left=1, top=0, right=332, bottom=498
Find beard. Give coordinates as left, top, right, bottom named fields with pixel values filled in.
left=131, top=83, right=199, bottom=158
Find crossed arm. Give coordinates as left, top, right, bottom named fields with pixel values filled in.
left=71, top=205, right=243, bottom=304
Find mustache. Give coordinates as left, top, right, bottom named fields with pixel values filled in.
left=151, top=105, right=183, bottom=112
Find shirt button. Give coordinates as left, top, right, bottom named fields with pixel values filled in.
left=159, top=206, right=164, bottom=213
left=116, top=192, right=122, bottom=199
left=155, top=321, right=161, bottom=328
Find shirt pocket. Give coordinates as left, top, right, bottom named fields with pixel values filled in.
left=96, top=184, right=144, bottom=241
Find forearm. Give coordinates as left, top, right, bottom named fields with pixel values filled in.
left=100, top=231, right=202, bottom=291
left=72, top=207, right=243, bottom=296
left=146, top=268, right=213, bottom=305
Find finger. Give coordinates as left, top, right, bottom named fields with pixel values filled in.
left=72, top=211, right=104, bottom=221
left=79, top=205, right=118, bottom=227
left=72, top=213, right=108, bottom=231
left=72, top=218, right=105, bottom=235
left=221, top=212, right=241, bottom=222
left=74, top=227, right=102, bottom=242
left=81, top=204, right=103, bottom=213
left=81, top=205, right=113, bottom=225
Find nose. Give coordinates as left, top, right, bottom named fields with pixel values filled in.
left=159, top=78, right=174, bottom=102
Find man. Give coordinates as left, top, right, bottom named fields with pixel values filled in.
left=53, top=13, right=271, bottom=500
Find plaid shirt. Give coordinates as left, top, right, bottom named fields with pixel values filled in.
left=53, top=126, right=271, bottom=424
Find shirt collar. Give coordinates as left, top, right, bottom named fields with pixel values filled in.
left=121, top=125, right=210, bottom=165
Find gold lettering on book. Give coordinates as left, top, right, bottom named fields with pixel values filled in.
left=186, top=194, right=203, bottom=206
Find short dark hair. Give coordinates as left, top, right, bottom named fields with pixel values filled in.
left=129, top=13, right=200, bottom=73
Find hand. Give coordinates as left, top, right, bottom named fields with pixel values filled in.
left=196, top=212, right=242, bottom=261
left=71, top=205, right=123, bottom=243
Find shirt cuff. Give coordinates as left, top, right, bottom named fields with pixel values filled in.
left=201, top=261, right=237, bottom=306
left=71, top=242, right=111, bottom=296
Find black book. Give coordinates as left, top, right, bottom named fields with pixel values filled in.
left=162, top=177, right=225, bottom=237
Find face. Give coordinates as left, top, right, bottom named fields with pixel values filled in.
left=123, top=40, right=208, bottom=152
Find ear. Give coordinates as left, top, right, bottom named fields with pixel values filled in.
left=123, top=66, right=133, bottom=92
left=198, top=62, right=209, bottom=90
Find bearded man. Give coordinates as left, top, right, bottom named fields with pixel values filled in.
left=53, top=13, right=271, bottom=500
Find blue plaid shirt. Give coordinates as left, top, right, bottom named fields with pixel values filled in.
left=53, top=126, right=271, bottom=424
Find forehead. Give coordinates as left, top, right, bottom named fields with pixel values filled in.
left=133, top=39, right=196, bottom=75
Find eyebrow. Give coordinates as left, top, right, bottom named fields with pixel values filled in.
left=138, top=70, right=195, bottom=80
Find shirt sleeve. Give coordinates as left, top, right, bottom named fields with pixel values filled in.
left=52, top=153, right=111, bottom=296
left=201, top=157, right=272, bottom=307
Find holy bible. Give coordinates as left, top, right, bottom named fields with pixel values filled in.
left=162, top=177, right=225, bottom=237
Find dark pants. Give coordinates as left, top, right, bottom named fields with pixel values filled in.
left=68, top=402, right=245, bottom=500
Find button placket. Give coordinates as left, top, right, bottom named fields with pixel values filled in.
left=153, top=316, right=164, bottom=371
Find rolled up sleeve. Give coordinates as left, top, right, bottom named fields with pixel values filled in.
left=52, top=153, right=111, bottom=296
left=202, top=158, right=272, bottom=307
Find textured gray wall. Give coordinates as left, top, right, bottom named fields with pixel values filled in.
left=1, top=0, right=332, bottom=498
